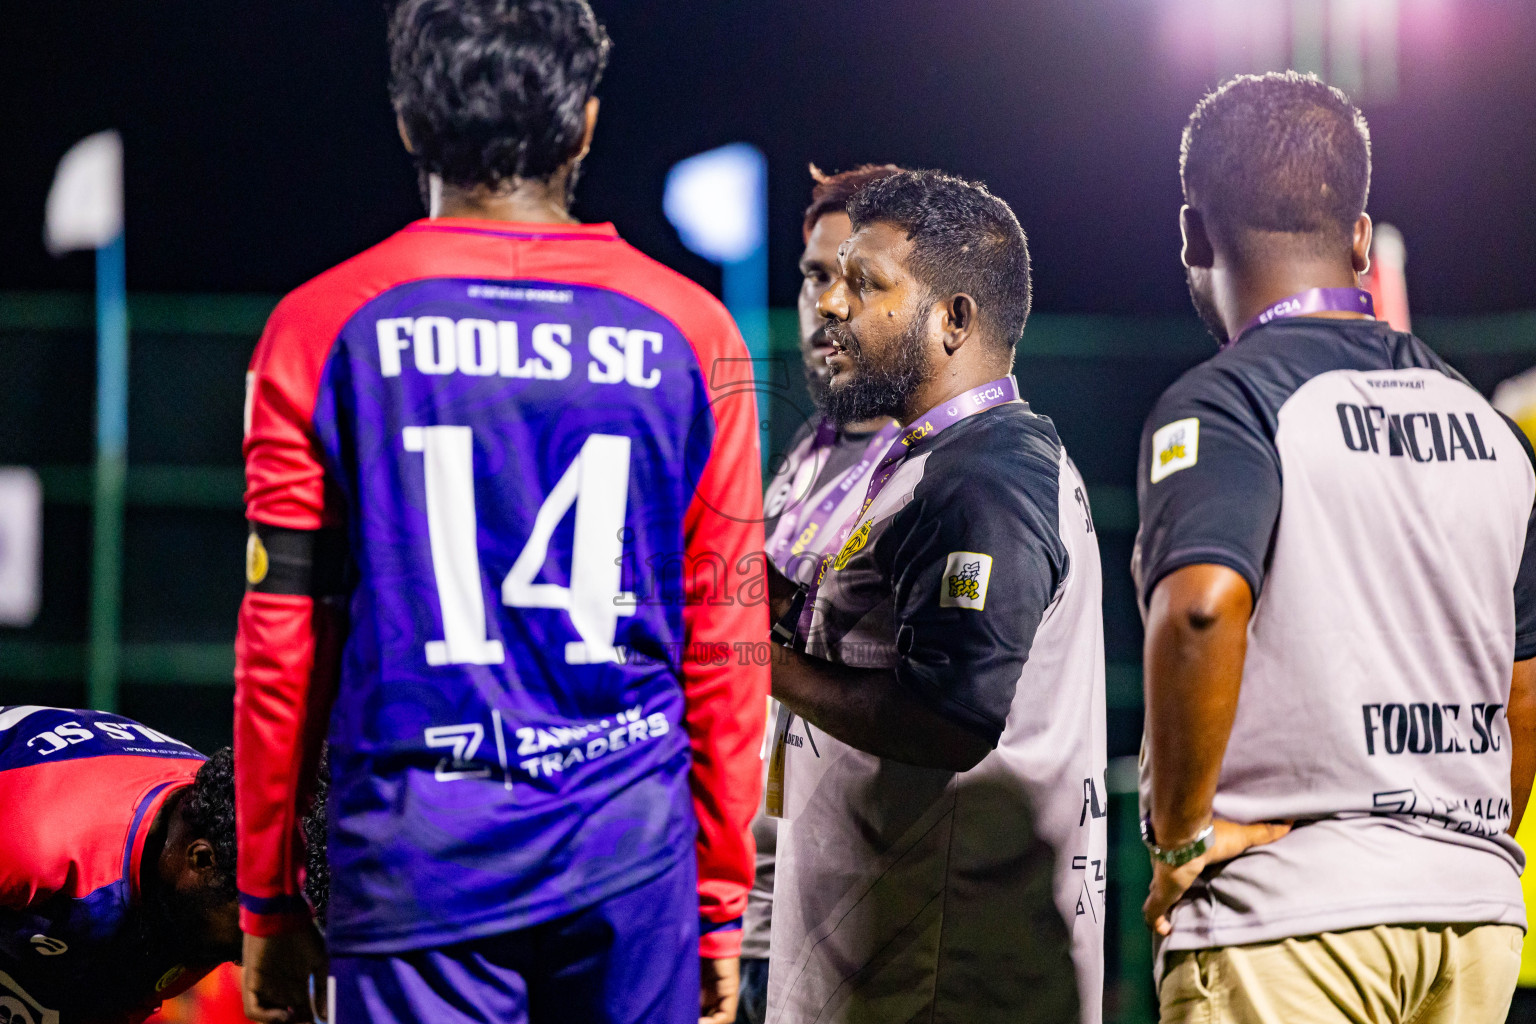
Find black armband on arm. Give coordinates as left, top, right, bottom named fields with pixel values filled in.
left=245, top=522, right=352, bottom=597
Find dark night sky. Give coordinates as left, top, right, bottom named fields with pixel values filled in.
left=5, top=1, right=1535, bottom=316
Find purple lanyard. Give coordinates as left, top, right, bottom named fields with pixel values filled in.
left=794, top=375, right=1021, bottom=638
left=1229, top=287, right=1375, bottom=348
left=765, top=418, right=903, bottom=574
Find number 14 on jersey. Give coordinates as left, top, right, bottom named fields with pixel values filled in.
left=403, top=426, right=635, bottom=667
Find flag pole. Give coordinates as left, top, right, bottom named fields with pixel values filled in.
left=88, top=231, right=128, bottom=712
left=662, top=143, right=770, bottom=467
left=46, top=130, right=128, bottom=710
left=723, top=237, right=770, bottom=470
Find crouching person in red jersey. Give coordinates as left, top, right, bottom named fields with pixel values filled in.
left=0, top=706, right=324, bottom=1024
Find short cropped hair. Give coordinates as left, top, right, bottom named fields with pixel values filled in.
left=846, top=170, right=1032, bottom=350
left=802, top=163, right=904, bottom=240
left=1181, top=71, right=1371, bottom=255
left=388, top=0, right=611, bottom=189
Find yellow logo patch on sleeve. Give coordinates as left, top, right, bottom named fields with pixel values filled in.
left=1150, top=417, right=1200, bottom=483
left=940, top=551, right=993, bottom=610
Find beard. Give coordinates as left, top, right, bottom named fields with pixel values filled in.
left=1186, top=266, right=1229, bottom=349
left=802, top=327, right=833, bottom=410
left=821, top=316, right=932, bottom=427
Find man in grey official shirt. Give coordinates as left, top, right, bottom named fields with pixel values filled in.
left=768, top=170, right=1106, bottom=1024
left=1135, top=72, right=1536, bottom=1023
left=739, top=162, right=901, bottom=1024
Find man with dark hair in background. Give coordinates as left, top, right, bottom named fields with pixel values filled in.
left=234, top=2, right=767, bottom=1023
left=1136, top=71, right=1536, bottom=1023
left=766, top=169, right=1107, bottom=1023
left=739, top=162, right=901, bottom=1024
left=0, top=706, right=324, bottom=1024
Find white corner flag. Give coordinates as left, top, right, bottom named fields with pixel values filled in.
left=44, top=130, right=130, bottom=711
left=663, top=143, right=767, bottom=266
left=45, top=130, right=123, bottom=256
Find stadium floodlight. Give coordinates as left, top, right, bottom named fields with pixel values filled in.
left=663, top=143, right=769, bottom=364
left=45, top=130, right=128, bottom=712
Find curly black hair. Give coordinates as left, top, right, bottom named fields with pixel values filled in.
left=299, top=751, right=331, bottom=926
left=180, top=746, right=331, bottom=924
left=846, top=169, right=1032, bottom=352
left=1181, top=71, right=1371, bottom=259
left=179, top=748, right=239, bottom=900
left=388, top=0, right=611, bottom=189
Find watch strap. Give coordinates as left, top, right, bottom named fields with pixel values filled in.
left=1140, top=819, right=1215, bottom=867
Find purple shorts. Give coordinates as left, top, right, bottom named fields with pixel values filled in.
left=330, top=856, right=699, bottom=1024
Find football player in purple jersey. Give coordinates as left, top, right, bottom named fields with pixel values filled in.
left=234, top=3, right=768, bottom=1023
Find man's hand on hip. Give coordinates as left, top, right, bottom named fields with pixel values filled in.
left=1143, top=819, right=1291, bottom=937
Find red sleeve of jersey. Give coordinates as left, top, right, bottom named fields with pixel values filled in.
left=235, top=292, right=348, bottom=936
left=679, top=309, right=769, bottom=960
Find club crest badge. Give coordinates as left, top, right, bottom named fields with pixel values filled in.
left=940, top=551, right=993, bottom=610
left=831, top=520, right=872, bottom=571
left=245, top=531, right=269, bottom=586
left=1150, top=417, right=1200, bottom=483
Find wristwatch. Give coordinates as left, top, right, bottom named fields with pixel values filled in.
left=1140, top=818, right=1214, bottom=867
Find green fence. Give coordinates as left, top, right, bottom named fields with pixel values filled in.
left=0, top=292, right=1155, bottom=693
left=5, top=291, right=1536, bottom=1022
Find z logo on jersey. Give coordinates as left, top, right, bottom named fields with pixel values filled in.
left=424, top=724, right=493, bottom=781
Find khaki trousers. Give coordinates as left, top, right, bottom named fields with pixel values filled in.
left=1159, top=924, right=1523, bottom=1024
